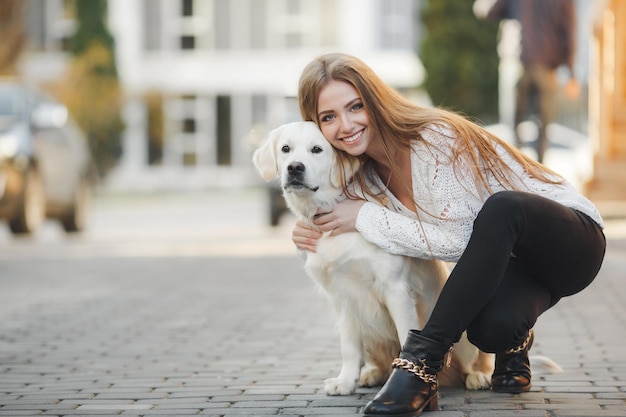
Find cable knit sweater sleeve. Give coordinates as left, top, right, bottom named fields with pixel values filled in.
left=355, top=125, right=485, bottom=262
left=354, top=124, right=604, bottom=262
left=356, top=202, right=474, bottom=261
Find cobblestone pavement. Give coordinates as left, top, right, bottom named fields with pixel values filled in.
left=0, top=189, right=625, bottom=416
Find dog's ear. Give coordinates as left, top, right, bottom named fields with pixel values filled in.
left=330, top=152, right=361, bottom=188
left=252, top=125, right=284, bottom=181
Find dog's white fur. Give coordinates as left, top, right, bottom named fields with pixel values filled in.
left=253, top=121, right=494, bottom=395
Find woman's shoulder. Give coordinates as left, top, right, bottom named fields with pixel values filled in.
left=413, top=122, right=458, bottom=160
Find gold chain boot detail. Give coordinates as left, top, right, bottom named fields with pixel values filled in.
left=492, top=329, right=534, bottom=393
left=362, top=330, right=452, bottom=417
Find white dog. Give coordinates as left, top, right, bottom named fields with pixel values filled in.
left=253, top=121, right=494, bottom=395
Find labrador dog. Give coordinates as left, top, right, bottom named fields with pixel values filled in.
left=253, top=121, right=494, bottom=395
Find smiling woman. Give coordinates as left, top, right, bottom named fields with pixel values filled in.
left=294, top=52, right=606, bottom=417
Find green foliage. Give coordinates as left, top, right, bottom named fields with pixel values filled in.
left=53, top=42, right=124, bottom=176
left=59, top=0, right=123, bottom=177
left=70, top=0, right=115, bottom=60
left=420, top=0, right=500, bottom=124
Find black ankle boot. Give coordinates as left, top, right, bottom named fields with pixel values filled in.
left=492, top=329, right=534, bottom=393
left=362, top=330, right=451, bottom=417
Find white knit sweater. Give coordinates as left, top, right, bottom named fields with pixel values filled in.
left=355, top=124, right=604, bottom=262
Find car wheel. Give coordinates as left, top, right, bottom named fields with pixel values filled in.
left=60, top=178, right=91, bottom=233
left=9, top=168, right=45, bottom=235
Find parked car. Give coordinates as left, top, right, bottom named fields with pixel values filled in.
left=0, top=80, right=94, bottom=235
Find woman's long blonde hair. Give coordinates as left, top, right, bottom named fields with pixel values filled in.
left=298, top=53, right=563, bottom=208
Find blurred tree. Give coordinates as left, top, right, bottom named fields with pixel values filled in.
left=54, top=0, right=123, bottom=177
left=0, top=0, right=26, bottom=76
left=420, top=0, right=500, bottom=124
left=145, top=91, right=164, bottom=166
left=69, top=0, right=115, bottom=60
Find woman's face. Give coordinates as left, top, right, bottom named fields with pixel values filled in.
left=316, top=79, right=371, bottom=157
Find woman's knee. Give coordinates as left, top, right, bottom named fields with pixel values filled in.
left=471, top=191, right=529, bottom=238
left=479, top=191, right=528, bottom=220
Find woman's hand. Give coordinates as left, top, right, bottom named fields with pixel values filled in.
left=291, top=199, right=366, bottom=252
left=292, top=220, right=323, bottom=253
left=313, top=199, right=366, bottom=236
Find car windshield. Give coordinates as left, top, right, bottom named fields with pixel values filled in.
left=0, top=87, right=24, bottom=130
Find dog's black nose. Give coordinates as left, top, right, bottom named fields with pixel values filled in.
left=287, top=162, right=305, bottom=174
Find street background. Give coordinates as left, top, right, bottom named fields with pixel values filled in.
left=2, top=1, right=625, bottom=415
left=0, top=188, right=625, bottom=417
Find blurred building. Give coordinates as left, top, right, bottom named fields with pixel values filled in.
left=20, top=0, right=425, bottom=191
left=587, top=0, right=626, bottom=203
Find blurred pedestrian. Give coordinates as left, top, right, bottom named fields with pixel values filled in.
left=482, top=0, right=579, bottom=163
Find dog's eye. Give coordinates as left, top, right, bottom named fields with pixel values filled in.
left=281, top=145, right=290, bottom=153
left=311, top=146, right=323, bottom=154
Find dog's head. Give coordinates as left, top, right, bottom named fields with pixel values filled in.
left=252, top=121, right=360, bottom=217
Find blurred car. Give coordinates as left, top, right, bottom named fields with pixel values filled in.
left=0, top=80, right=94, bottom=235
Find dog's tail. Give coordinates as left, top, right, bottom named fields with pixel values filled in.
left=530, top=355, right=563, bottom=374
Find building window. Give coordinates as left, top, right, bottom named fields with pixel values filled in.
left=214, top=0, right=230, bottom=49
left=282, top=0, right=305, bottom=48
left=181, top=0, right=193, bottom=16
left=379, top=0, right=414, bottom=50
left=143, top=0, right=212, bottom=51
left=216, top=95, right=231, bottom=165
left=180, top=0, right=196, bottom=50
left=166, top=94, right=202, bottom=167
left=182, top=118, right=196, bottom=133
left=143, top=0, right=162, bottom=50
left=180, top=35, right=195, bottom=49
left=250, top=0, right=266, bottom=49
left=178, top=0, right=212, bottom=50
left=183, top=152, right=197, bottom=166
left=25, top=0, right=77, bottom=52
left=251, top=95, right=267, bottom=126
left=267, top=0, right=333, bottom=49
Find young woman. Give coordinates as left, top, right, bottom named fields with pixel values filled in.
left=293, top=53, right=605, bottom=417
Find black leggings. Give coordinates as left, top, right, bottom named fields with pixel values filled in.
left=421, top=191, right=606, bottom=353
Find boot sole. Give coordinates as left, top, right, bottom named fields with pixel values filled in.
left=492, top=383, right=532, bottom=394
left=362, top=395, right=438, bottom=417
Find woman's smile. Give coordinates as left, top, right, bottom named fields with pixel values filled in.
left=341, top=129, right=364, bottom=144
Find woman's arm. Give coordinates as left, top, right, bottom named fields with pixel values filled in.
left=312, top=197, right=471, bottom=262
left=355, top=202, right=470, bottom=261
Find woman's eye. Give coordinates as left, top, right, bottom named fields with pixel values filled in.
left=281, top=145, right=290, bottom=153
left=320, top=114, right=335, bottom=123
left=351, top=103, right=363, bottom=111
left=311, top=146, right=323, bottom=154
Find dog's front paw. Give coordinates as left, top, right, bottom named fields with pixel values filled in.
left=359, top=364, right=386, bottom=387
left=323, top=377, right=357, bottom=396
left=465, top=371, right=492, bottom=390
